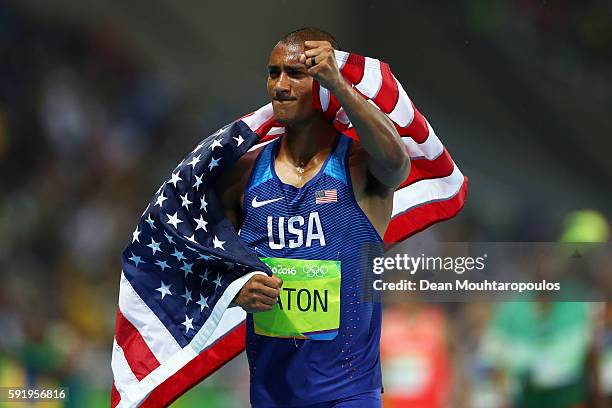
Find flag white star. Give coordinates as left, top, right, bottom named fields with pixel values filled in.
left=209, top=138, right=223, bottom=151
left=147, top=238, right=162, bottom=255
left=233, top=134, right=244, bottom=146
left=180, top=262, right=193, bottom=277
left=155, top=260, right=170, bottom=271
left=196, top=294, right=209, bottom=311
left=171, top=248, right=185, bottom=261
left=194, top=215, right=208, bottom=231
left=132, top=227, right=141, bottom=243
left=193, top=174, right=203, bottom=190
left=163, top=231, right=175, bottom=244
left=166, top=212, right=183, bottom=229
left=198, top=253, right=211, bottom=260
left=155, top=192, right=168, bottom=207
left=208, top=156, right=221, bottom=171
left=180, top=193, right=192, bottom=209
left=188, top=154, right=201, bottom=169
left=145, top=214, right=156, bottom=229
left=185, top=234, right=197, bottom=244
left=200, top=195, right=208, bottom=212
left=182, top=315, right=194, bottom=333
left=192, top=141, right=205, bottom=154
left=156, top=281, right=172, bottom=299
left=167, top=171, right=182, bottom=188
left=213, top=236, right=225, bottom=250
left=213, top=274, right=223, bottom=289
left=181, top=288, right=193, bottom=305
left=129, top=253, right=144, bottom=267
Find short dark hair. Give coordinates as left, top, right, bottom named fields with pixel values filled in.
left=277, top=27, right=339, bottom=49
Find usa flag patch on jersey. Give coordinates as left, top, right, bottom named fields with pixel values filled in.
left=315, top=189, right=337, bottom=204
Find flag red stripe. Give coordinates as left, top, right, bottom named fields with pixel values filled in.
left=372, top=62, right=399, bottom=114
left=398, top=105, right=429, bottom=143
left=111, top=383, right=121, bottom=408
left=115, top=309, right=161, bottom=381
left=384, top=177, right=468, bottom=243
left=140, top=322, right=247, bottom=408
left=340, top=54, right=366, bottom=85
left=401, top=148, right=455, bottom=186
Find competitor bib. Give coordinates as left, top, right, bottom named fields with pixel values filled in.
left=253, top=257, right=341, bottom=341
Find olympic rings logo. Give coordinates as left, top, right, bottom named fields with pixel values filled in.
left=303, top=265, right=328, bottom=278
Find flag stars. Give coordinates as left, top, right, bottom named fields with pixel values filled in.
left=155, top=260, right=170, bottom=271
left=145, top=214, right=156, bottom=229
left=196, top=294, right=209, bottom=311
left=209, top=138, right=223, bottom=151
left=194, top=215, right=208, bottom=231
left=213, top=236, right=225, bottom=250
left=200, top=195, right=208, bottom=212
left=181, top=288, right=193, bottom=305
left=193, top=174, right=203, bottom=190
left=182, top=315, right=194, bottom=333
left=132, top=226, right=141, bottom=243
left=171, top=248, right=186, bottom=262
left=188, top=154, right=201, bottom=169
left=156, top=281, right=172, bottom=299
left=167, top=171, right=182, bottom=188
left=201, top=268, right=210, bottom=283
left=166, top=212, right=183, bottom=229
left=213, top=274, right=223, bottom=289
left=147, top=238, right=162, bottom=255
left=185, top=234, right=197, bottom=244
left=208, top=156, right=221, bottom=171
left=129, top=253, right=144, bottom=267
left=180, top=262, right=193, bottom=277
left=155, top=192, right=168, bottom=207
left=233, top=134, right=244, bottom=146
left=180, top=193, right=192, bottom=209
left=163, top=231, right=175, bottom=244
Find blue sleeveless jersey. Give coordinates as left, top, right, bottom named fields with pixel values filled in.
left=239, top=134, right=383, bottom=407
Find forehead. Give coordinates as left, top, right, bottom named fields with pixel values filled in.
left=268, top=42, right=303, bottom=65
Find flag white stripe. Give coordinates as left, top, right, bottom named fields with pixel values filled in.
left=402, top=120, right=444, bottom=160
left=112, top=339, right=140, bottom=407
left=119, top=273, right=181, bottom=363
left=319, top=86, right=330, bottom=111
left=242, top=103, right=274, bottom=131
left=334, top=50, right=349, bottom=70
left=355, top=57, right=383, bottom=99
left=388, top=76, right=414, bottom=127
left=392, top=165, right=464, bottom=217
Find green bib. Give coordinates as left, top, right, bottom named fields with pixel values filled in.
left=253, top=257, right=341, bottom=340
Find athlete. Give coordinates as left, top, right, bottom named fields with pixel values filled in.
left=216, top=27, right=410, bottom=408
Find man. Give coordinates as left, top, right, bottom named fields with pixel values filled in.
left=216, top=27, right=410, bottom=408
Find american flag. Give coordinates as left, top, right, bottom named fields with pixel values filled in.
left=111, top=50, right=467, bottom=407
left=315, top=189, right=338, bottom=204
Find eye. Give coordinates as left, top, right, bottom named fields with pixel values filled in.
left=268, top=69, right=280, bottom=78
left=288, top=70, right=304, bottom=78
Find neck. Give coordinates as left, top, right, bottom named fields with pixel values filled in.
left=280, top=115, right=338, bottom=166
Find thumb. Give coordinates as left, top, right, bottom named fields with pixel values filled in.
left=271, top=273, right=283, bottom=288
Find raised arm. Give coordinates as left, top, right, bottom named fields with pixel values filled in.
left=300, top=41, right=410, bottom=188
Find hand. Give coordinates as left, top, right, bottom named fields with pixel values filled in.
left=233, top=273, right=283, bottom=313
left=299, top=41, right=344, bottom=92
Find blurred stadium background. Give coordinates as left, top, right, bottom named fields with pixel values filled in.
left=0, top=1, right=611, bottom=407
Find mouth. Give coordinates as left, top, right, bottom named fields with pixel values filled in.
left=273, top=98, right=297, bottom=103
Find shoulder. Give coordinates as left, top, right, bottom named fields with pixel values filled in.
left=215, top=142, right=267, bottom=203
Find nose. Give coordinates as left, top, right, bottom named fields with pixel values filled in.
left=274, top=72, right=291, bottom=96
